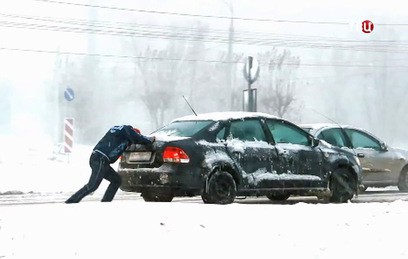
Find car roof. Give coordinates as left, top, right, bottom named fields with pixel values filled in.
left=298, top=123, right=339, bottom=136
left=173, top=111, right=281, bottom=122
left=300, top=123, right=340, bottom=131
left=300, top=123, right=375, bottom=136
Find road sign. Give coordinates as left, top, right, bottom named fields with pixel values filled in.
left=243, top=56, right=260, bottom=84
left=64, top=88, right=75, bottom=101
left=243, top=56, right=260, bottom=112
left=63, top=117, right=74, bottom=153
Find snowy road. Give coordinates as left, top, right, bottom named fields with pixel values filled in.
left=2, top=188, right=408, bottom=259
left=1, top=188, right=407, bottom=206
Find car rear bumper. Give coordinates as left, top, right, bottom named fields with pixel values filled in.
left=118, top=164, right=203, bottom=193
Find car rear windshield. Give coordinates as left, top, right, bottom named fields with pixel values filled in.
left=155, top=120, right=213, bottom=137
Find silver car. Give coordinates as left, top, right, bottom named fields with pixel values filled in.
left=301, top=123, right=408, bottom=191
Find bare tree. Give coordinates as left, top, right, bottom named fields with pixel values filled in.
left=133, top=23, right=213, bottom=128
left=257, top=49, right=301, bottom=118
left=135, top=45, right=184, bottom=129
left=132, top=23, right=249, bottom=127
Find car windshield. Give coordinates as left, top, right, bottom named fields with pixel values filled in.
left=154, top=120, right=213, bottom=137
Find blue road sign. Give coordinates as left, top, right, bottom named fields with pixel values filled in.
left=64, top=88, right=75, bottom=101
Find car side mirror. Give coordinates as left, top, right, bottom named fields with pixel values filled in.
left=381, top=142, right=388, bottom=151
left=311, top=137, right=320, bottom=148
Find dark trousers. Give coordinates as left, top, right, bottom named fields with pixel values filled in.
left=65, top=152, right=122, bottom=203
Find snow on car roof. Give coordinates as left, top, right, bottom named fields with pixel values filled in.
left=299, top=123, right=339, bottom=131
left=300, top=123, right=364, bottom=131
left=173, top=111, right=281, bottom=122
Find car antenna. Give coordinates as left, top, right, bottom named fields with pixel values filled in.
left=307, top=107, right=356, bottom=156
left=182, top=95, right=198, bottom=116
left=308, top=107, right=343, bottom=128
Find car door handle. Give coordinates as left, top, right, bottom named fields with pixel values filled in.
left=232, top=151, right=242, bottom=159
left=278, top=150, right=289, bottom=156
left=357, top=153, right=365, bottom=158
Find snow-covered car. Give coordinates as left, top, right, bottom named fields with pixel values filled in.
left=301, top=123, right=408, bottom=191
left=118, top=112, right=362, bottom=204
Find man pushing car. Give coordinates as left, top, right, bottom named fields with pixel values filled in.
left=65, top=125, right=155, bottom=203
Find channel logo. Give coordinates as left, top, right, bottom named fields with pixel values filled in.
left=349, top=20, right=374, bottom=33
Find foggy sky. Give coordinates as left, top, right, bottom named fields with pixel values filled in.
left=1, top=0, right=408, bottom=147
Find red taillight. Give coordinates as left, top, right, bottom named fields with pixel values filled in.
left=163, top=146, right=190, bottom=163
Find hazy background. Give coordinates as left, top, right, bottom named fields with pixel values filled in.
left=1, top=0, right=408, bottom=148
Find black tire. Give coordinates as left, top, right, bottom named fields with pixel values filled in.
left=359, top=185, right=368, bottom=193
left=330, top=168, right=356, bottom=203
left=201, top=170, right=236, bottom=204
left=266, top=193, right=290, bottom=201
left=142, top=189, right=174, bottom=202
left=398, top=167, right=408, bottom=192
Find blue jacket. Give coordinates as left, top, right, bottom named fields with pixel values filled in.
left=93, top=125, right=153, bottom=163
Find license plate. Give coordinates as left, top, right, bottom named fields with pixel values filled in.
left=128, top=152, right=152, bottom=162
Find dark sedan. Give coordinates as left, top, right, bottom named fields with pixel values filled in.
left=118, top=112, right=362, bottom=204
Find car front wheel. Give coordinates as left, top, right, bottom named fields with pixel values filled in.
left=359, top=185, right=368, bottom=193
left=330, top=168, right=356, bottom=203
left=202, top=170, right=236, bottom=204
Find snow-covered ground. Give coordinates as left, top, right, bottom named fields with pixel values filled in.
left=1, top=139, right=408, bottom=258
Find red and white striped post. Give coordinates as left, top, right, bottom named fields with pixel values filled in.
left=63, top=117, right=74, bottom=154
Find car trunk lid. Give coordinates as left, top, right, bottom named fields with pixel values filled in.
left=121, top=137, right=192, bottom=168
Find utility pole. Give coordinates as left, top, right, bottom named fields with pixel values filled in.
left=243, top=56, right=260, bottom=112
left=226, top=1, right=234, bottom=110
left=247, top=56, right=254, bottom=111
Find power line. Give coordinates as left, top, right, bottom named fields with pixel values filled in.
left=292, top=68, right=408, bottom=82
left=0, top=13, right=376, bottom=46
left=2, top=18, right=408, bottom=54
left=1, top=46, right=408, bottom=68
left=2, top=12, right=404, bottom=44
left=0, top=46, right=239, bottom=63
left=31, top=0, right=348, bottom=25
left=31, top=0, right=408, bottom=26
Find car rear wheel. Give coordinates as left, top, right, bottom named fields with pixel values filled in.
left=142, top=188, right=174, bottom=202
left=330, top=168, right=356, bottom=203
left=398, top=167, right=408, bottom=191
left=202, top=170, right=236, bottom=204
left=266, top=193, right=290, bottom=201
